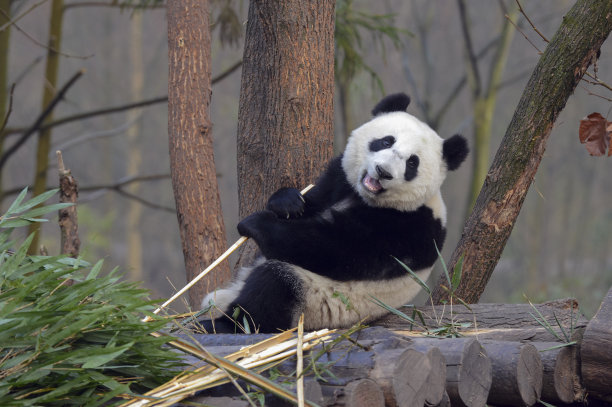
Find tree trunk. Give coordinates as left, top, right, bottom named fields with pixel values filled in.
left=377, top=299, right=588, bottom=343
left=167, top=0, right=230, bottom=308
left=0, top=0, right=11, bottom=202
left=236, top=0, right=335, bottom=265
left=581, top=286, right=612, bottom=403
left=127, top=11, right=144, bottom=282
left=28, top=0, right=64, bottom=254
left=57, top=151, right=80, bottom=258
left=465, top=3, right=518, bottom=213
left=432, top=0, right=612, bottom=304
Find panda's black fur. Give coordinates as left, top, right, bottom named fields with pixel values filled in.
left=200, top=93, right=468, bottom=333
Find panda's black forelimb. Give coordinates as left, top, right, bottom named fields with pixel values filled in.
left=266, top=187, right=306, bottom=219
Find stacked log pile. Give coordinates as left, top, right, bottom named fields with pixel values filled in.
left=187, top=288, right=612, bottom=407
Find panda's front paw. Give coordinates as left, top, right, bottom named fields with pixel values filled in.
left=237, top=210, right=277, bottom=239
left=266, top=187, right=306, bottom=219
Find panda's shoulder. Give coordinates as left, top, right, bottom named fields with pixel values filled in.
left=315, top=155, right=355, bottom=198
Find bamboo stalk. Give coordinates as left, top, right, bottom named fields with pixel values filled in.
left=143, top=184, right=315, bottom=321
left=125, top=328, right=333, bottom=407
left=297, top=314, right=305, bottom=407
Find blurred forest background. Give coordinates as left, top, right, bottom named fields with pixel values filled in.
left=1, top=0, right=610, bottom=316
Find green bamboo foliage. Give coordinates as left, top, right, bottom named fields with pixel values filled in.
left=0, top=190, right=183, bottom=406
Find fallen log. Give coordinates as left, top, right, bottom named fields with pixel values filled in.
left=187, top=396, right=251, bottom=406
left=581, top=286, right=612, bottom=403
left=411, top=337, right=491, bottom=407
left=185, top=328, right=444, bottom=407
left=481, top=341, right=542, bottom=407
left=319, top=379, right=385, bottom=407
left=317, top=336, right=433, bottom=407
left=533, top=341, right=584, bottom=404
left=377, top=298, right=587, bottom=342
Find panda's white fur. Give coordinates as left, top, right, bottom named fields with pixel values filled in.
left=200, top=93, right=468, bottom=333
left=343, top=111, right=447, bottom=213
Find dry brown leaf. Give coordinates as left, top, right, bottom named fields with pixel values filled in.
left=579, top=112, right=611, bottom=156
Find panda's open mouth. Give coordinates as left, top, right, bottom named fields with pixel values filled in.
left=361, top=173, right=384, bottom=194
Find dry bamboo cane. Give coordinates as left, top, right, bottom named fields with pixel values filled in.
left=143, top=184, right=315, bottom=322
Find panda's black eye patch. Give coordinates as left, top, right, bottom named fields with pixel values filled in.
left=369, top=135, right=395, bottom=152
left=404, top=155, right=419, bottom=181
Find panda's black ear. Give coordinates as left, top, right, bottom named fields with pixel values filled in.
left=443, top=134, right=469, bottom=171
left=371, top=93, right=410, bottom=116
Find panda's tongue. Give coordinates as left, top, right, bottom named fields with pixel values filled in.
left=362, top=174, right=383, bottom=193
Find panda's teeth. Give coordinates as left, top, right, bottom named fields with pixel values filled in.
left=362, top=174, right=383, bottom=193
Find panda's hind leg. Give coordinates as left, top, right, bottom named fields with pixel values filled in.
left=228, top=260, right=304, bottom=333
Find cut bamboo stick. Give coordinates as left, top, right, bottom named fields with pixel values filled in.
left=143, top=184, right=315, bottom=322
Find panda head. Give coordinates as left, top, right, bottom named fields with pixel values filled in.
left=342, top=93, right=468, bottom=211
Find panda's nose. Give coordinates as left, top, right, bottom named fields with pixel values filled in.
left=376, top=165, right=393, bottom=180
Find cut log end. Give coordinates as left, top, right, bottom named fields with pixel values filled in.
left=457, top=338, right=492, bottom=407
left=483, top=341, right=543, bottom=406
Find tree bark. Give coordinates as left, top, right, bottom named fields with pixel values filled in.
left=481, top=341, right=543, bottom=407
left=377, top=298, right=588, bottom=342
left=533, top=341, right=584, bottom=404
left=236, top=0, right=335, bottom=265
left=432, top=0, right=612, bottom=304
left=581, top=286, right=612, bottom=403
left=57, top=151, right=79, bottom=259
left=167, top=0, right=230, bottom=308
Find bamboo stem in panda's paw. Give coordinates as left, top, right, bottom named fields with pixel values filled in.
left=143, top=184, right=315, bottom=322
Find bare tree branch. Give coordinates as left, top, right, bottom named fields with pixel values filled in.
left=111, top=189, right=175, bottom=212
left=0, top=7, right=92, bottom=59
left=0, top=69, right=84, bottom=170
left=4, top=59, right=242, bottom=136
left=3, top=173, right=175, bottom=212
left=78, top=173, right=171, bottom=192
left=0, top=0, right=49, bottom=32
left=53, top=116, right=141, bottom=152
left=515, top=0, right=549, bottom=43
left=0, top=83, right=14, bottom=133
left=457, top=0, right=482, bottom=96
left=63, top=1, right=166, bottom=11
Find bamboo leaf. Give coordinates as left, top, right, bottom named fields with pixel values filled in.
left=393, top=256, right=431, bottom=295
left=16, top=189, right=60, bottom=213
left=451, top=253, right=465, bottom=291
left=3, top=187, right=28, bottom=217
left=81, top=342, right=134, bottom=369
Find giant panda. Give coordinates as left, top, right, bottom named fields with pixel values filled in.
left=200, top=93, right=468, bottom=333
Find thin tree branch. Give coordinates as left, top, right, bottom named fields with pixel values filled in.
left=0, top=69, right=84, bottom=170
left=0, top=83, right=15, bottom=133
left=3, top=173, right=171, bottom=196
left=4, top=59, right=242, bottom=136
left=3, top=173, right=175, bottom=212
left=211, top=59, right=242, bottom=84
left=515, top=0, right=549, bottom=43
left=0, top=7, right=92, bottom=59
left=63, top=1, right=166, bottom=11
left=484, top=4, right=518, bottom=100
left=506, top=12, right=542, bottom=54
left=5, top=96, right=166, bottom=136
left=514, top=0, right=612, bottom=94
left=53, top=116, right=140, bottom=152
left=112, top=188, right=175, bottom=212
left=78, top=173, right=171, bottom=192
left=457, top=0, right=482, bottom=96
left=431, top=36, right=501, bottom=128
left=0, top=0, right=49, bottom=32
